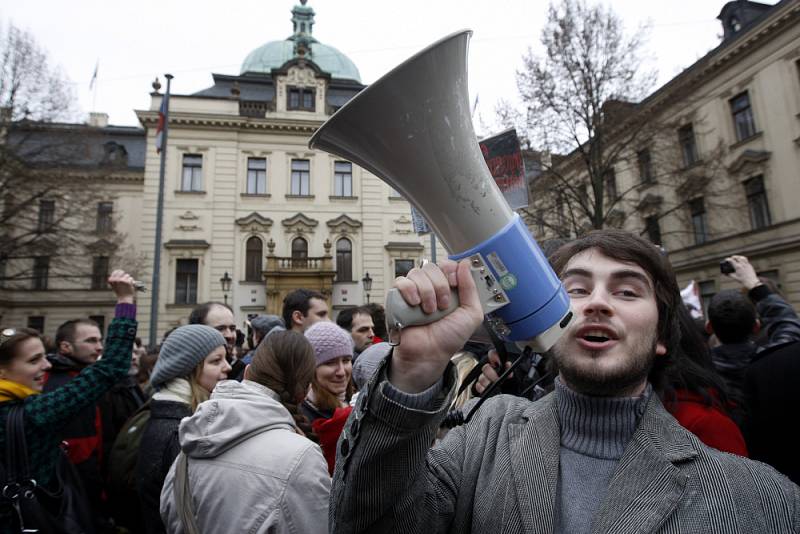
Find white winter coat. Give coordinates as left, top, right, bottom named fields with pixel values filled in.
left=160, top=379, right=330, bottom=533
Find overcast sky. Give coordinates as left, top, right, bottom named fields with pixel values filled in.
left=1, top=0, right=744, bottom=135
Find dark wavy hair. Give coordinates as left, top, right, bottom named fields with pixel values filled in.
left=548, top=229, right=733, bottom=409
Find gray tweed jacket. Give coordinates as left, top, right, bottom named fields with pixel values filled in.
left=330, top=361, right=800, bottom=533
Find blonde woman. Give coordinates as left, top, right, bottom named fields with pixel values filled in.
left=135, top=324, right=231, bottom=534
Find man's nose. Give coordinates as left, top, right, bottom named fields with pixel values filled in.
left=582, top=288, right=613, bottom=316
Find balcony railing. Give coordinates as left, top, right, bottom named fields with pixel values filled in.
left=265, top=256, right=333, bottom=272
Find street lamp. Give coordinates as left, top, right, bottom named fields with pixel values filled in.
left=220, top=271, right=232, bottom=305
left=361, top=272, right=373, bottom=304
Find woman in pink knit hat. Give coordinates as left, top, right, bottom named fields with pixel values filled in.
left=301, top=321, right=355, bottom=474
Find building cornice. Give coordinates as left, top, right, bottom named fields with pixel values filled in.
left=555, top=0, right=800, bottom=169
left=645, top=0, right=800, bottom=113
left=136, top=110, right=323, bottom=134
left=669, top=217, right=800, bottom=271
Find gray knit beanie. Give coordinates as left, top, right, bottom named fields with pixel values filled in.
left=304, top=321, right=354, bottom=366
left=250, top=314, right=284, bottom=337
left=151, top=324, right=226, bottom=389
left=352, top=342, right=390, bottom=390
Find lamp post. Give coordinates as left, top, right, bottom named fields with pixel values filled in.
left=361, top=272, right=373, bottom=304
left=220, top=271, right=232, bottom=306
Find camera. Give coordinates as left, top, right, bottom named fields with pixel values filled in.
left=720, top=260, right=736, bottom=274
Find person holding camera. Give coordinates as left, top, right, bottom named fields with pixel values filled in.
left=706, top=255, right=800, bottom=405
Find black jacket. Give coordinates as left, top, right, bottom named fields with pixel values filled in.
left=744, top=340, right=800, bottom=485
left=711, top=286, right=800, bottom=403
left=135, top=399, right=191, bottom=534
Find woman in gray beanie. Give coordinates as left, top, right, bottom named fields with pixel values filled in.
left=135, top=324, right=231, bottom=534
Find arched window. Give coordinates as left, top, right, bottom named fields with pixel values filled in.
left=245, top=236, right=263, bottom=281
left=336, top=238, right=352, bottom=281
left=291, top=237, right=308, bottom=268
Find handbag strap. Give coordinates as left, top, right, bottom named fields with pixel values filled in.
left=173, top=452, right=202, bottom=534
left=4, top=405, right=31, bottom=483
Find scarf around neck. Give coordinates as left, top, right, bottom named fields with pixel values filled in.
left=153, top=377, right=193, bottom=405
left=0, top=379, right=41, bottom=402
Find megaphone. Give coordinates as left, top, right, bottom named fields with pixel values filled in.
left=309, top=30, right=572, bottom=352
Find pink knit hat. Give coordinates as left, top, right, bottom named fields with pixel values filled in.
left=304, top=321, right=355, bottom=366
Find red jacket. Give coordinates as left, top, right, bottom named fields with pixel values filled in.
left=665, top=389, right=748, bottom=457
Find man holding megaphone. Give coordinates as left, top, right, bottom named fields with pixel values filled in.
left=310, top=30, right=798, bottom=533
left=329, top=230, right=799, bottom=534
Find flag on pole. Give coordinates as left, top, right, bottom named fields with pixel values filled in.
left=155, top=96, right=167, bottom=153
left=89, top=60, right=99, bottom=90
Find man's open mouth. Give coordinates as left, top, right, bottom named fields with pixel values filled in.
left=575, top=326, right=619, bottom=347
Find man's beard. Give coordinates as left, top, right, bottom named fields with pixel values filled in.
left=550, top=331, right=659, bottom=397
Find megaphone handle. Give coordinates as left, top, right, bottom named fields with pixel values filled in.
left=384, top=287, right=461, bottom=333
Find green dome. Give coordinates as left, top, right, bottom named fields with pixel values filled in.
left=240, top=38, right=361, bottom=82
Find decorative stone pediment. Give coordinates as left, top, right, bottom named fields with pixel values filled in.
left=676, top=175, right=711, bottom=200
left=326, top=214, right=362, bottom=236
left=164, top=239, right=210, bottom=250
left=728, top=149, right=770, bottom=175
left=393, top=215, right=413, bottom=235
left=86, top=239, right=118, bottom=253
left=605, top=209, right=626, bottom=228
left=636, top=193, right=663, bottom=214
left=282, top=212, right=318, bottom=235
left=285, top=65, right=317, bottom=86
left=235, top=212, right=274, bottom=233
left=384, top=242, right=424, bottom=252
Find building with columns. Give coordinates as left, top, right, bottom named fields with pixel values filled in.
left=1, top=1, right=445, bottom=341
left=135, top=0, right=444, bottom=342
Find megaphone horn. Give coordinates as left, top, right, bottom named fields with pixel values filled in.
left=309, top=30, right=572, bottom=352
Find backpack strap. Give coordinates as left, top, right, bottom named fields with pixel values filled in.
left=173, top=452, right=201, bottom=534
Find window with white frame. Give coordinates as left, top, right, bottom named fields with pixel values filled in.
left=181, top=154, right=203, bottom=191
left=290, top=159, right=311, bottom=196
left=730, top=91, right=756, bottom=141
left=246, top=157, right=267, bottom=194
left=334, top=161, right=353, bottom=197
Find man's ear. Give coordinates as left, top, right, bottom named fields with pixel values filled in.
left=655, top=341, right=667, bottom=357
left=704, top=321, right=714, bottom=335
left=291, top=310, right=304, bottom=327
left=752, top=318, right=761, bottom=336
left=243, top=364, right=251, bottom=381
left=59, top=340, right=73, bottom=355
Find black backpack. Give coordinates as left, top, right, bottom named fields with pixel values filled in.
left=107, top=401, right=150, bottom=495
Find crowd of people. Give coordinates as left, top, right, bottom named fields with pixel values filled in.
left=1, top=229, right=799, bottom=533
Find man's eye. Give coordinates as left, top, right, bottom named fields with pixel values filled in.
left=567, top=287, right=588, bottom=296
left=615, top=289, right=639, bottom=298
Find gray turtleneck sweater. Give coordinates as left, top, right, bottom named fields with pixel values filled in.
left=384, top=372, right=652, bottom=534
left=553, top=379, right=652, bottom=534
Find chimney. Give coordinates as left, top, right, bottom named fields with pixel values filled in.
left=88, top=112, right=109, bottom=128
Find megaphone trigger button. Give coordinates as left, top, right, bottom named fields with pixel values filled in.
left=560, top=311, right=574, bottom=329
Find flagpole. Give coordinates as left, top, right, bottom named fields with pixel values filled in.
left=149, top=73, right=173, bottom=347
